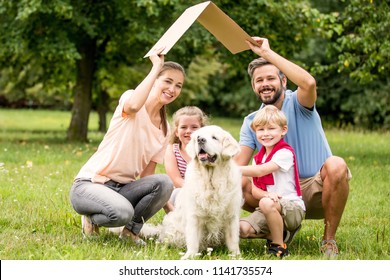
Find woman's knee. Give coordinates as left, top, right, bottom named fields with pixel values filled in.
left=114, top=210, right=133, bottom=225
left=109, top=206, right=134, bottom=226
left=155, top=174, right=174, bottom=199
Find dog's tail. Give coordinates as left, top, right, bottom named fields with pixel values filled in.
left=140, top=223, right=162, bottom=238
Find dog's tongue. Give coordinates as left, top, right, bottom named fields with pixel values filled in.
left=198, top=153, right=209, bottom=161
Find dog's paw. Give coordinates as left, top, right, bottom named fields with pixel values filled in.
left=108, top=226, right=124, bottom=235
left=227, top=246, right=241, bottom=256
left=180, top=251, right=201, bottom=260
left=228, top=251, right=241, bottom=259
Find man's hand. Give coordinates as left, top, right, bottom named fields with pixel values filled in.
left=246, top=37, right=271, bottom=57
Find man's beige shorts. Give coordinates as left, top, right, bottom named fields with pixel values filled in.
left=300, top=168, right=352, bottom=219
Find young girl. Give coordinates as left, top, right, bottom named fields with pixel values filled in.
left=69, top=48, right=186, bottom=245
left=163, top=106, right=208, bottom=212
left=239, top=105, right=305, bottom=258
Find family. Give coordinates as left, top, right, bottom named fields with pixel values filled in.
left=69, top=37, right=351, bottom=258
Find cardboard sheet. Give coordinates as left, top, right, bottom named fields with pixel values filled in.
left=144, top=1, right=257, bottom=57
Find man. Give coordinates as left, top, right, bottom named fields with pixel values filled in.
left=235, top=37, right=351, bottom=257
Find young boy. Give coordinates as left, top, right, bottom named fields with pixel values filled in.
left=239, top=105, right=305, bottom=258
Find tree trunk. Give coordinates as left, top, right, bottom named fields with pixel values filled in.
left=67, top=37, right=96, bottom=142
left=96, top=89, right=109, bottom=133
left=95, top=36, right=111, bottom=133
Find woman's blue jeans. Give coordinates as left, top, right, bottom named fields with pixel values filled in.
left=69, top=174, right=173, bottom=235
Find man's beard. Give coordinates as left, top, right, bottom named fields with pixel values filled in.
left=257, top=87, right=283, bottom=105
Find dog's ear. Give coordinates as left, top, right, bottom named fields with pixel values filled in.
left=186, top=133, right=197, bottom=159
left=221, top=132, right=240, bottom=159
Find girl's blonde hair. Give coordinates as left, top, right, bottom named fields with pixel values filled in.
left=170, top=106, right=208, bottom=145
left=251, top=105, right=287, bottom=130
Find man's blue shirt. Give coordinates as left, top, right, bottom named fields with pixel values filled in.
left=239, top=90, right=332, bottom=178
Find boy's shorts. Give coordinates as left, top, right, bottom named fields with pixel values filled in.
left=241, top=198, right=305, bottom=235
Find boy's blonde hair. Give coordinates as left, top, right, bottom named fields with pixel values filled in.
left=170, top=106, right=208, bottom=145
left=251, top=105, right=287, bottom=130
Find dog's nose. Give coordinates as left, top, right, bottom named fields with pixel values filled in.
left=197, top=136, right=206, bottom=144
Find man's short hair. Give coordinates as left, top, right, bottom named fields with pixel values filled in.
left=247, top=58, right=285, bottom=83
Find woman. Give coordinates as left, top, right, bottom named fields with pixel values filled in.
left=69, top=48, right=185, bottom=245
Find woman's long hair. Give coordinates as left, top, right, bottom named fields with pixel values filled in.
left=158, top=61, right=186, bottom=136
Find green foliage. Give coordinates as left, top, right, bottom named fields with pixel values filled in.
left=300, top=0, right=390, bottom=129
left=314, top=0, right=390, bottom=84
left=170, top=54, right=223, bottom=113
left=341, top=79, right=390, bottom=130
left=335, top=0, right=389, bottom=83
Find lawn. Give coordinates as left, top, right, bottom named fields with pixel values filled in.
left=0, top=108, right=389, bottom=260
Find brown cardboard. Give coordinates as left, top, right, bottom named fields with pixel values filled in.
left=144, top=1, right=258, bottom=57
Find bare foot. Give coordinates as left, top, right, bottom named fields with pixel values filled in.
left=119, top=227, right=146, bottom=246
left=81, top=215, right=99, bottom=238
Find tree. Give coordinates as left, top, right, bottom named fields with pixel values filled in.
left=0, top=0, right=208, bottom=141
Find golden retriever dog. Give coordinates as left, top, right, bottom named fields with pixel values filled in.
left=157, top=125, right=242, bottom=259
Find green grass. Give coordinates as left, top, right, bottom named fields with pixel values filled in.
left=0, top=108, right=389, bottom=260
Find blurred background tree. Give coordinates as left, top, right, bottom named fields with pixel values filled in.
left=0, top=0, right=388, bottom=141
left=0, top=0, right=207, bottom=141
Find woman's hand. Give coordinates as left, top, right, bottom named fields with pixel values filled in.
left=149, top=46, right=165, bottom=69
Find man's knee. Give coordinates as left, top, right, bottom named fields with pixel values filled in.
left=322, top=156, right=349, bottom=181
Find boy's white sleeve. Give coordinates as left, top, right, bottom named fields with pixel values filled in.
left=270, top=149, right=294, bottom=172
